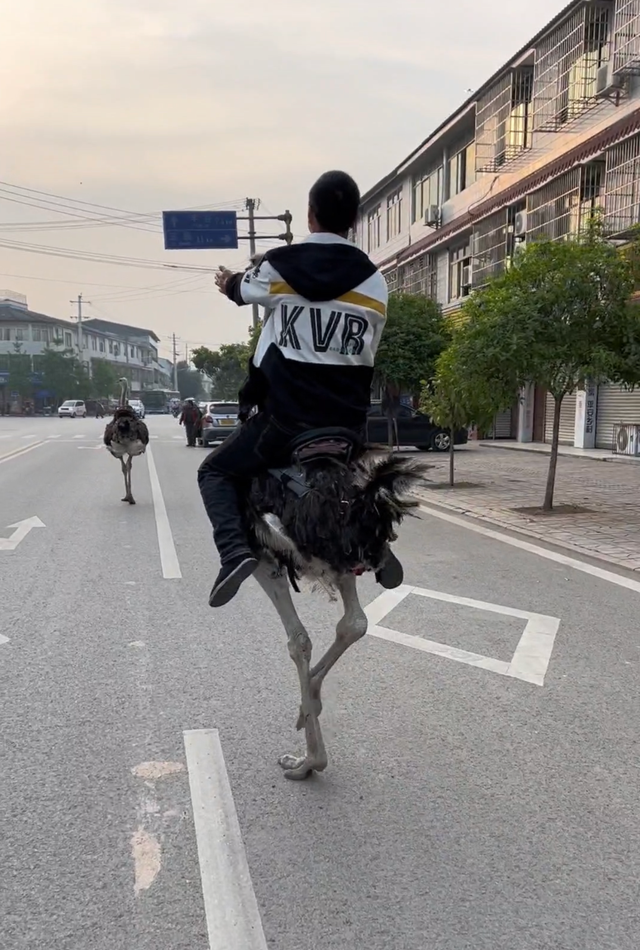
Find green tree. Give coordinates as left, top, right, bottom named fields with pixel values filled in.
left=460, top=223, right=640, bottom=510
left=8, top=344, right=34, bottom=403
left=421, top=336, right=512, bottom=487
left=176, top=360, right=205, bottom=400
left=375, top=293, right=447, bottom=447
left=38, top=345, right=85, bottom=404
left=191, top=342, right=252, bottom=400
left=90, top=359, right=120, bottom=400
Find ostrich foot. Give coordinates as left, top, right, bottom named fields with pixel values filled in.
left=278, top=752, right=328, bottom=780
left=128, top=498, right=136, bottom=505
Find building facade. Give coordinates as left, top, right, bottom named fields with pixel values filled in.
left=0, top=293, right=172, bottom=409
left=355, top=0, right=640, bottom=449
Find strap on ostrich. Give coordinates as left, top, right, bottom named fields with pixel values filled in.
left=268, top=427, right=362, bottom=498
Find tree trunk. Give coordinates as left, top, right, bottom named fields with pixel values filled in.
left=543, top=395, right=563, bottom=512
left=449, top=425, right=455, bottom=487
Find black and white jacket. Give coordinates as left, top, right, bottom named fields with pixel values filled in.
left=223, top=232, right=388, bottom=429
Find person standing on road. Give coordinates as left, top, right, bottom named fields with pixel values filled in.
left=197, top=169, right=403, bottom=608
left=180, top=398, right=201, bottom=447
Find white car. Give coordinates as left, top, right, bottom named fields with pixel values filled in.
left=128, top=399, right=146, bottom=419
left=58, top=400, right=87, bottom=418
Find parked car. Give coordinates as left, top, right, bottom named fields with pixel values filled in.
left=58, top=399, right=87, bottom=419
left=198, top=402, right=240, bottom=446
left=128, top=399, right=146, bottom=419
left=366, top=404, right=468, bottom=452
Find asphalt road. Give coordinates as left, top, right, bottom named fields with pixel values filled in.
left=1, top=415, right=639, bottom=950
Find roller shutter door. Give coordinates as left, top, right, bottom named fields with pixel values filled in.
left=544, top=392, right=577, bottom=445
left=595, top=384, right=640, bottom=450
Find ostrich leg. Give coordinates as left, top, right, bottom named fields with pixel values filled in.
left=294, top=573, right=368, bottom=729
left=120, top=458, right=129, bottom=503
left=254, top=560, right=327, bottom=780
left=126, top=457, right=135, bottom=505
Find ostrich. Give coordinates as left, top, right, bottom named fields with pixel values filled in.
left=104, top=378, right=149, bottom=504
left=243, top=433, right=424, bottom=780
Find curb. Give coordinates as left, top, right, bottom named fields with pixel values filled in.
left=480, top=442, right=640, bottom=466
left=414, top=491, right=640, bottom=575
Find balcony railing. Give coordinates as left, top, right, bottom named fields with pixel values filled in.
left=398, top=254, right=438, bottom=299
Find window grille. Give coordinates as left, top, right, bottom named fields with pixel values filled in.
left=604, top=132, right=640, bottom=233
left=472, top=210, right=508, bottom=286
left=475, top=69, right=534, bottom=172
left=613, top=0, right=640, bottom=74
left=398, top=254, right=438, bottom=299
left=526, top=165, right=604, bottom=241
left=532, top=4, right=612, bottom=132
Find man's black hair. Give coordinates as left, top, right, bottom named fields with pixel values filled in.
left=309, top=170, right=360, bottom=235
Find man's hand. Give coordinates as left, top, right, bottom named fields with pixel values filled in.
left=215, top=266, right=234, bottom=295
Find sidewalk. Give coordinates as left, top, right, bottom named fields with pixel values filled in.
left=415, top=445, right=640, bottom=573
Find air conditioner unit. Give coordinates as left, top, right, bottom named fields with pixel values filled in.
left=596, top=63, right=624, bottom=98
left=424, top=205, right=441, bottom=228
left=514, top=211, right=527, bottom=237
left=614, top=423, right=640, bottom=456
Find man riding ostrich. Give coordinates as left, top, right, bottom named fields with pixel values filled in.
left=198, top=171, right=421, bottom=779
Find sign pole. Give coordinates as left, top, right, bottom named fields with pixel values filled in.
left=245, top=198, right=260, bottom=330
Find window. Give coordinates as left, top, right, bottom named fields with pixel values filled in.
left=130, top=346, right=135, bottom=358
left=99, top=340, right=105, bottom=353
left=64, top=332, right=72, bottom=348
left=1, top=328, right=10, bottom=341
left=412, top=166, right=443, bottom=223
left=447, top=142, right=476, bottom=200
left=367, top=205, right=381, bottom=251
left=91, top=336, right=97, bottom=351
left=386, top=189, right=403, bottom=240
left=108, top=340, right=113, bottom=354
left=449, top=242, right=472, bottom=301
left=114, top=344, right=120, bottom=357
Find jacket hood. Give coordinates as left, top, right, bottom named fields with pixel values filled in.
left=266, top=242, right=377, bottom=302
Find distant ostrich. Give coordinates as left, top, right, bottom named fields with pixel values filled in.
left=104, top=378, right=149, bottom=504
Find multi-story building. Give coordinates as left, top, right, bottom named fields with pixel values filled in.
left=355, top=0, right=640, bottom=449
left=0, top=292, right=172, bottom=408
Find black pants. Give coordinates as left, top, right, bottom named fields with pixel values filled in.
left=198, top=413, right=306, bottom=565
left=184, top=422, right=198, bottom=446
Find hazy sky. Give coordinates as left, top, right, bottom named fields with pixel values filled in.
left=1, top=0, right=568, bottom=358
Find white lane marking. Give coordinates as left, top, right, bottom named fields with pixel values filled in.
left=419, top=503, right=640, bottom=595
left=146, top=445, right=182, bottom=579
left=49, top=434, right=61, bottom=439
left=365, top=585, right=560, bottom=687
left=184, top=729, right=268, bottom=950
left=21, top=435, right=34, bottom=440
left=0, top=634, right=9, bottom=645
left=0, top=516, right=46, bottom=552
left=0, top=441, right=46, bottom=465
left=73, top=433, right=84, bottom=439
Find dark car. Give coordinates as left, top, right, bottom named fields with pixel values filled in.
left=366, top=404, right=468, bottom=452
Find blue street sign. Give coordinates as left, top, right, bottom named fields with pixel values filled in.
left=162, top=210, right=239, bottom=250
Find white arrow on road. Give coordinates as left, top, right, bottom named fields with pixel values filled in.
left=0, top=516, right=46, bottom=551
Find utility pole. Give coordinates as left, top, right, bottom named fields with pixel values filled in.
left=245, top=198, right=260, bottom=330
left=70, top=293, right=83, bottom=356
left=239, top=200, right=294, bottom=329
left=172, top=333, right=179, bottom=392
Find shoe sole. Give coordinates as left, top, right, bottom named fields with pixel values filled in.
left=209, top=558, right=258, bottom=608
left=376, top=551, right=403, bottom=589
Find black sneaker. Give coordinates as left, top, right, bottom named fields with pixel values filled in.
left=209, top=556, right=259, bottom=607
left=375, top=549, right=403, bottom=589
